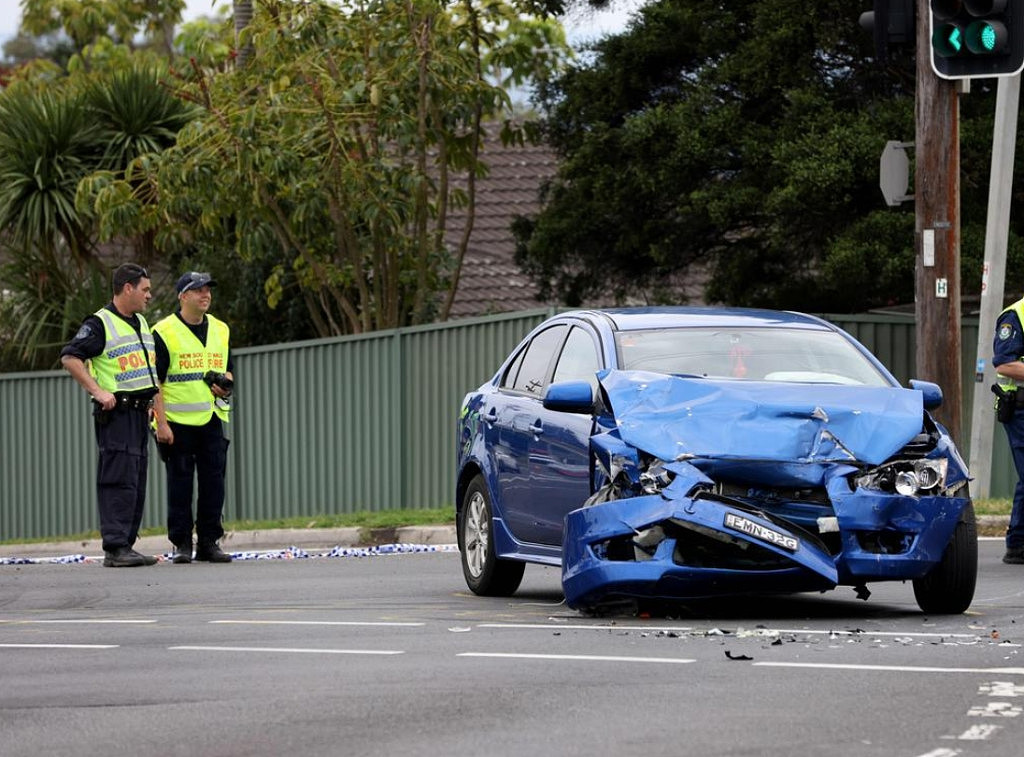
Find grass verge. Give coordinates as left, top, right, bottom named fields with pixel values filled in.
left=0, top=507, right=455, bottom=546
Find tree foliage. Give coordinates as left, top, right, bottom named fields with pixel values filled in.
left=19, top=0, right=187, bottom=62
left=516, top=0, right=1024, bottom=312
left=82, top=0, right=570, bottom=338
left=0, top=15, right=197, bottom=372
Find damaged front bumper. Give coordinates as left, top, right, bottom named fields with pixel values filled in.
left=561, top=486, right=970, bottom=611
left=559, top=371, right=972, bottom=611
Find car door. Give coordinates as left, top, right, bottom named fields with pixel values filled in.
left=489, top=324, right=568, bottom=544
left=518, top=325, right=603, bottom=545
left=487, top=323, right=605, bottom=546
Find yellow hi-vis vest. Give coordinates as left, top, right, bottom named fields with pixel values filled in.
left=154, top=313, right=231, bottom=426
left=88, top=308, right=157, bottom=393
left=998, top=298, right=1024, bottom=393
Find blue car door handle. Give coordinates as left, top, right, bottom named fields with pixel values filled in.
left=484, top=408, right=498, bottom=424
left=529, top=421, right=544, bottom=435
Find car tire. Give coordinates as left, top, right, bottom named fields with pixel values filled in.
left=912, top=501, right=978, bottom=615
left=459, top=475, right=525, bottom=596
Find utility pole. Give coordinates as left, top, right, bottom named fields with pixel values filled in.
left=968, top=75, right=1019, bottom=498
left=916, top=0, right=962, bottom=445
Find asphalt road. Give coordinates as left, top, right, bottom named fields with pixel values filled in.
left=1, top=538, right=1023, bottom=757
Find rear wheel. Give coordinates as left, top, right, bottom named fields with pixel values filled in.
left=459, top=475, right=525, bottom=596
left=913, top=501, right=978, bottom=614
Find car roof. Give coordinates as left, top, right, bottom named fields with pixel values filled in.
left=561, top=307, right=836, bottom=333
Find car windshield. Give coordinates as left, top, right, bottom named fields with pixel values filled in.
left=615, top=327, right=891, bottom=386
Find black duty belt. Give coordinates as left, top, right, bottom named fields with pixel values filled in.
left=115, top=394, right=154, bottom=411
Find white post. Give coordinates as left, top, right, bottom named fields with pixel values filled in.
left=969, top=74, right=1020, bottom=499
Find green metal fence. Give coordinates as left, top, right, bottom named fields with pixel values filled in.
left=0, top=308, right=1012, bottom=542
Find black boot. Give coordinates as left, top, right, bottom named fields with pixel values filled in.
left=195, top=541, right=232, bottom=563
left=1003, top=547, right=1024, bottom=564
left=103, top=546, right=146, bottom=567
left=171, top=543, right=193, bottom=564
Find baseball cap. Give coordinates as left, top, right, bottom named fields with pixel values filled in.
left=176, top=271, right=217, bottom=294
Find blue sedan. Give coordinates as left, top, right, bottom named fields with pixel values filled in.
left=455, top=308, right=976, bottom=614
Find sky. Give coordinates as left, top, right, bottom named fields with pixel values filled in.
left=0, top=0, right=646, bottom=49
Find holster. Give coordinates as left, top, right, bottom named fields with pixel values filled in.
left=92, top=400, right=112, bottom=426
left=992, top=384, right=1017, bottom=423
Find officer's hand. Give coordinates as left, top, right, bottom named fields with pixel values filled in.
left=155, top=422, right=174, bottom=445
left=94, top=390, right=116, bottom=410
left=211, top=384, right=230, bottom=399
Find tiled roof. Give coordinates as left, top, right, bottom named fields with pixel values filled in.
left=444, top=131, right=558, bottom=319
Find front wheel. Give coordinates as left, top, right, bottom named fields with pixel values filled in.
left=459, top=475, right=525, bottom=596
left=913, top=501, right=978, bottom=614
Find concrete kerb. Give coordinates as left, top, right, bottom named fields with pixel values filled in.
left=0, top=525, right=458, bottom=560
left=978, top=515, right=1010, bottom=539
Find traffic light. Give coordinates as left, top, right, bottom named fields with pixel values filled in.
left=860, top=1, right=916, bottom=63
left=930, top=0, right=1024, bottom=79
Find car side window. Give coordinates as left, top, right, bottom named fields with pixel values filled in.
left=552, top=326, right=601, bottom=387
left=500, top=346, right=527, bottom=389
left=511, top=325, right=569, bottom=395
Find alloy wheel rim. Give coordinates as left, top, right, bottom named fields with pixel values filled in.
left=464, top=491, right=488, bottom=579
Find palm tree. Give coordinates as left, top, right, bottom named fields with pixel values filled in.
left=0, top=86, right=103, bottom=269
left=82, top=64, right=200, bottom=264
left=0, top=65, right=196, bottom=370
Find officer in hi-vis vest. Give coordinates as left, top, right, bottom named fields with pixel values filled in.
left=152, top=272, right=234, bottom=564
left=993, top=296, right=1024, bottom=565
left=61, top=263, right=159, bottom=567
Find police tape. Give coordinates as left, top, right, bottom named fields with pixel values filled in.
left=0, top=543, right=459, bottom=565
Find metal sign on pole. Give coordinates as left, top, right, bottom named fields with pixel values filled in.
left=880, top=141, right=914, bottom=206
left=969, top=72, right=1019, bottom=500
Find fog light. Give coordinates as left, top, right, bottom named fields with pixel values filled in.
left=894, top=471, right=919, bottom=496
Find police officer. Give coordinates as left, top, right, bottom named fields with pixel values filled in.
left=993, top=296, right=1024, bottom=564
left=152, top=271, right=234, bottom=564
left=60, top=263, right=159, bottom=567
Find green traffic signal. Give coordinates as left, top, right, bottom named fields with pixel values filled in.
left=929, top=0, right=1024, bottom=78
left=965, top=19, right=1008, bottom=53
left=933, top=22, right=964, bottom=57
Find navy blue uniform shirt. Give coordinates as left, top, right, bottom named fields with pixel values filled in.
left=994, top=308, right=1024, bottom=369
left=60, top=303, right=156, bottom=399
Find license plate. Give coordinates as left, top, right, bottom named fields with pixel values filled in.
left=723, top=513, right=799, bottom=552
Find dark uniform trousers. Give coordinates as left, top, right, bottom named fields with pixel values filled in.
left=94, top=405, right=149, bottom=552
left=1004, top=406, right=1024, bottom=550
left=165, top=415, right=230, bottom=547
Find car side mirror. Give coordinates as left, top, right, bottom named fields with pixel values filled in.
left=543, top=380, right=596, bottom=415
left=909, top=379, right=943, bottom=410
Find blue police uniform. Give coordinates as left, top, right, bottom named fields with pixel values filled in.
left=60, top=304, right=158, bottom=561
left=154, top=313, right=235, bottom=562
left=993, top=301, right=1024, bottom=563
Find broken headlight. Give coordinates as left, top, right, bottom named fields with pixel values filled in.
left=854, top=458, right=948, bottom=496
left=639, top=459, right=672, bottom=494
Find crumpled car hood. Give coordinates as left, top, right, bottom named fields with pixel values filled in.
left=599, top=370, right=924, bottom=467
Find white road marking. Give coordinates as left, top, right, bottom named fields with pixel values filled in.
left=913, top=749, right=961, bottom=757
left=948, top=724, right=1001, bottom=740
left=477, top=622, right=695, bottom=632
left=477, top=623, right=980, bottom=639
left=458, top=652, right=695, bottom=664
left=208, top=620, right=424, bottom=627
left=0, top=619, right=155, bottom=624
left=168, top=645, right=404, bottom=655
left=754, top=662, right=1024, bottom=675
left=0, top=643, right=118, bottom=649
left=979, top=681, right=1024, bottom=697
left=764, top=629, right=980, bottom=639
left=966, top=701, right=1023, bottom=717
